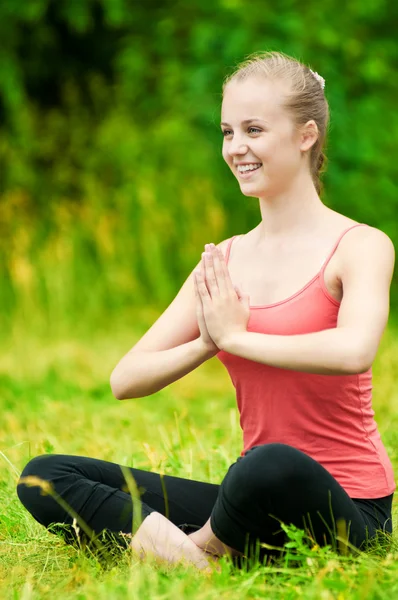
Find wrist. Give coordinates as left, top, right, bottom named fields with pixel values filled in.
left=195, top=337, right=219, bottom=359
left=219, top=330, right=246, bottom=353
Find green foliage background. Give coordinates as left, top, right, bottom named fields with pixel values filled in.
left=1, top=0, right=397, bottom=337
left=1, top=3, right=398, bottom=595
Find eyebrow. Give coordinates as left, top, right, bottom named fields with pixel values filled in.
left=220, top=118, right=267, bottom=127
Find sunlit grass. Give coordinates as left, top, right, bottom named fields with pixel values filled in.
left=1, top=319, right=398, bottom=598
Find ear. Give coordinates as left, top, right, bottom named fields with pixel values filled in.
left=299, top=120, right=319, bottom=152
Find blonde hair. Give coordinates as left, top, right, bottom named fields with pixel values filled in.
left=223, top=51, right=330, bottom=195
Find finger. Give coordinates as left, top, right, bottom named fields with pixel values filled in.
left=212, top=245, right=236, bottom=295
left=195, top=270, right=211, bottom=302
left=194, top=271, right=208, bottom=309
left=206, top=245, right=229, bottom=297
left=200, top=258, right=210, bottom=295
left=202, top=252, right=219, bottom=296
left=234, top=285, right=242, bottom=299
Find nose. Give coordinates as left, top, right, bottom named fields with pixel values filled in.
left=227, top=136, right=249, bottom=158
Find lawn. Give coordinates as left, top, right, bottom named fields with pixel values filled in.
left=1, top=316, right=398, bottom=599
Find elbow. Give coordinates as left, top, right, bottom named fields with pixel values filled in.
left=347, top=348, right=373, bottom=375
left=110, top=370, right=131, bottom=400
left=110, top=369, right=148, bottom=400
left=110, top=373, right=124, bottom=400
left=356, top=357, right=373, bottom=374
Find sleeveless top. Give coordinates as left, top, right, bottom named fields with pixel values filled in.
left=216, top=224, right=396, bottom=498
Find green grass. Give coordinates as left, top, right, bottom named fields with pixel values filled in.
left=1, top=317, right=398, bottom=599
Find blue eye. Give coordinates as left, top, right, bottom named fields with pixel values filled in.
left=248, top=127, right=261, bottom=134
left=222, top=130, right=233, bottom=137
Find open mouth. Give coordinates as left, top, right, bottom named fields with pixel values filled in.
left=236, top=163, right=262, bottom=177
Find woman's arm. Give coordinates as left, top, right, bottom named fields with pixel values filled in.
left=220, top=329, right=368, bottom=375
left=111, top=338, right=216, bottom=399
left=110, top=239, right=231, bottom=399
left=219, top=228, right=395, bottom=375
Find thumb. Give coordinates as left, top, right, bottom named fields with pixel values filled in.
left=234, top=284, right=250, bottom=304
left=233, top=284, right=242, bottom=298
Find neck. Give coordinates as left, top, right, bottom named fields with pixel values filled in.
left=256, top=172, right=328, bottom=240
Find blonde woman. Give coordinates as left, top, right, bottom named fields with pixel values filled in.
left=18, top=52, right=395, bottom=569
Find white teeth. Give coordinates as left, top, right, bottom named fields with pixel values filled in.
left=237, top=163, right=262, bottom=173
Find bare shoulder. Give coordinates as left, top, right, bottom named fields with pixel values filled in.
left=340, top=224, right=395, bottom=257
left=339, top=224, right=395, bottom=279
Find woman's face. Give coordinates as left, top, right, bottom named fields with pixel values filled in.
left=221, top=77, right=307, bottom=198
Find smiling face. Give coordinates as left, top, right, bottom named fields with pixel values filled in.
left=221, top=77, right=310, bottom=198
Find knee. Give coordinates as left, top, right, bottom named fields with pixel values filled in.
left=245, top=442, right=301, bottom=468
left=17, top=454, right=60, bottom=509
left=19, top=453, right=61, bottom=481
left=246, top=442, right=300, bottom=470
left=226, top=443, right=303, bottom=498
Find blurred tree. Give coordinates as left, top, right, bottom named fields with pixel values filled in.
left=0, top=0, right=397, bottom=333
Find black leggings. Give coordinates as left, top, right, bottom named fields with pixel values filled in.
left=17, top=443, right=393, bottom=559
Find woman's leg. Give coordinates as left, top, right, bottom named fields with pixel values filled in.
left=17, top=454, right=220, bottom=543
left=209, top=443, right=388, bottom=559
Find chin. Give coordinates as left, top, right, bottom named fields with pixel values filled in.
left=241, top=189, right=260, bottom=198
left=239, top=183, right=266, bottom=198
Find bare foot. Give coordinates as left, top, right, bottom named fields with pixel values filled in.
left=188, top=517, right=243, bottom=559
left=130, top=512, right=219, bottom=572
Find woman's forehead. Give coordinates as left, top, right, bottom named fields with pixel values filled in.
left=221, top=77, right=287, bottom=123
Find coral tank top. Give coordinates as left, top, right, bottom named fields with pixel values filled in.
left=217, top=224, right=396, bottom=498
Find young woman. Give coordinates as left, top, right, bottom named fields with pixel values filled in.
left=17, top=51, right=395, bottom=570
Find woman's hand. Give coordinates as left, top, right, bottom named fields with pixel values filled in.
left=194, top=243, right=250, bottom=351
left=194, top=254, right=221, bottom=356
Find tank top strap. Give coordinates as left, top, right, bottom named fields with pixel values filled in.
left=224, top=235, right=240, bottom=265
left=320, top=223, right=369, bottom=273
left=225, top=226, right=369, bottom=270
